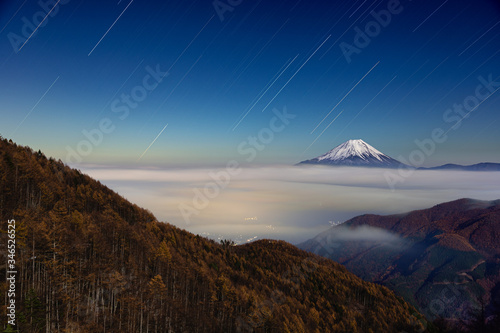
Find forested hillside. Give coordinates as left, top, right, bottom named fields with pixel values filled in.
left=300, top=199, right=500, bottom=332
left=0, top=137, right=430, bottom=332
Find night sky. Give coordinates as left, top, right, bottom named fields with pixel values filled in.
left=1, top=0, right=499, bottom=167
left=1, top=0, right=500, bottom=242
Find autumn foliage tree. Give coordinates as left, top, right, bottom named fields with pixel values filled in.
left=0, top=137, right=432, bottom=332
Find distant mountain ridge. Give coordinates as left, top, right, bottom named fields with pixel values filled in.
left=418, top=162, right=500, bottom=171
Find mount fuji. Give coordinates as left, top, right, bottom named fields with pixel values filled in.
left=299, top=139, right=408, bottom=168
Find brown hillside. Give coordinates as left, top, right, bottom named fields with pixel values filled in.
left=0, top=137, right=430, bottom=332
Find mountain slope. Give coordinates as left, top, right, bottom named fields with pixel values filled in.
left=0, top=137, right=430, bottom=332
left=299, top=139, right=407, bottom=168
left=299, top=199, right=500, bottom=330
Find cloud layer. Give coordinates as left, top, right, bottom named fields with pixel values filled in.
left=81, top=165, right=500, bottom=244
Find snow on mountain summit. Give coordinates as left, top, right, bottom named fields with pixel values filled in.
left=316, top=139, right=386, bottom=162
left=299, top=139, right=407, bottom=168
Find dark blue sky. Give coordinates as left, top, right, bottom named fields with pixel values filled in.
left=1, top=0, right=499, bottom=167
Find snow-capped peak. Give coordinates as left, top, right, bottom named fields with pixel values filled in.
left=298, top=139, right=406, bottom=168
left=317, top=139, right=386, bottom=162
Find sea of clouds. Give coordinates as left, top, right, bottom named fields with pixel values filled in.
left=81, top=165, right=500, bottom=244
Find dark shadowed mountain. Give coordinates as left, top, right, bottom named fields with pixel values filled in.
left=299, top=198, right=500, bottom=331
left=298, top=139, right=409, bottom=168
left=0, top=137, right=430, bottom=332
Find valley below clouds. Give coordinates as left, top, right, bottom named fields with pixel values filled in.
left=81, top=165, right=500, bottom=244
